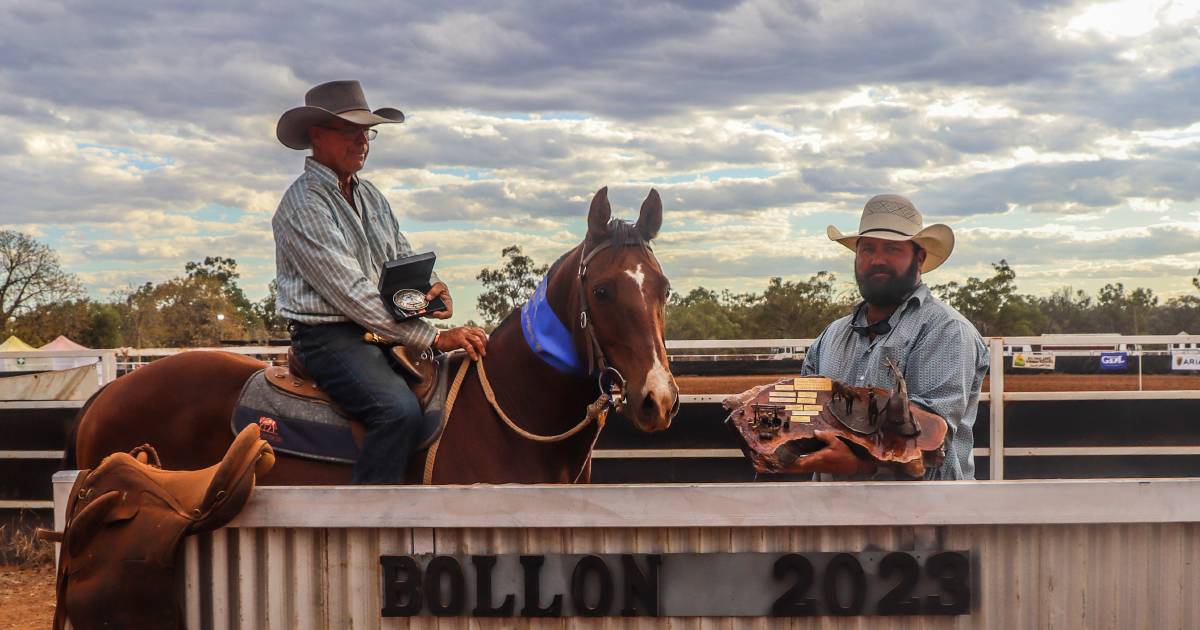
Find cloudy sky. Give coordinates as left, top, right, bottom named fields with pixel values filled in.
left=2, top=0, right=1198, bottom=324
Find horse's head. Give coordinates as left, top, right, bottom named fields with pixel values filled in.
left=574, top=187, right=679, bottom=432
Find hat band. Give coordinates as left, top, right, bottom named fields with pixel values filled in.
left=859, top=227, right=915, bottom=238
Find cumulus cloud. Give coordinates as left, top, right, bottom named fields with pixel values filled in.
left=0, top=0, right=1198, bottom=323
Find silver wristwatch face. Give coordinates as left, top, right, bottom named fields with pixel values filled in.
left=392, top=288, right=428, bottom=314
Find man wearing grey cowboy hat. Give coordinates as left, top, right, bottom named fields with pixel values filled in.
left=796, top=194, right=988, bottom=481
left=272, top=80, right=488, bottom=484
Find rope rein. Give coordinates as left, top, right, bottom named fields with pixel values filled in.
left=477, top=357, right=607, bottom=443
left=422, top=357, right=610, bottom=484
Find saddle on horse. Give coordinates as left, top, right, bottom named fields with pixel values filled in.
left=39, top=424, right=274, bottom=630
left=232, top=337, right=463, bottom=464
left=724, top=360, right=947, bottom=478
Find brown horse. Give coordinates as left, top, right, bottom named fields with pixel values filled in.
left=71, top=187, right=678, bottom=485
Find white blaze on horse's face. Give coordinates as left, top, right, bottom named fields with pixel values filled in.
left=625, top=264, right=647, bottom=303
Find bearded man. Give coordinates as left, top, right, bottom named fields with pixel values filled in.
left=797, top=194, right=988, bottom=480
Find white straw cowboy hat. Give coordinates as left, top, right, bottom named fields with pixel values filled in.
left=827, top=194, right=955, bottom=272
left=276, top=80, right=405, bottom=150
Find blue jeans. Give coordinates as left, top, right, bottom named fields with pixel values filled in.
left=290, top=322, right=422, bottom=484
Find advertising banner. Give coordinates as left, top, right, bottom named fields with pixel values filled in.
left=1012, top=352, right=1056, bottom=370
left=1099, top=352, right=1128, bottom=371
left=1171, top=351, right=1200, bottom=371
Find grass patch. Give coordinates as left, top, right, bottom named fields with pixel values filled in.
left=0, top=511, right=54, bottom=568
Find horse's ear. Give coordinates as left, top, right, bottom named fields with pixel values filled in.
left=587, top=186, right=612, bottom=242
left=636, top=188, right=663, bottom=241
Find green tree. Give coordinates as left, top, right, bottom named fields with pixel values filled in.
left=1094, top=283, right=1158, bottom=334
left=740, top=273, right=853, bottom=338
left=253, top=279, right=287, bottom=339
left=121, top=272, right=249, bottom=348
left=8, top=299, right=124, bottom=347
left=475, top=246, right=548, bottom=328
left=932, top=260, right=1045, bottom=336
left=0, top=230, right=83, bottom=330
left=186, top=256, right=255, bottom=321
left=665, top=287, right=744, bottom=339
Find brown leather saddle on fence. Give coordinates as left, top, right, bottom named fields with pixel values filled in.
left=232, top=342, right=461, bottom=464
left=724, top=361, right=947, bottom=478
left=39, top=424, right=274, bottom=630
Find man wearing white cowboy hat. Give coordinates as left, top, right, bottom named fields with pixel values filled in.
left=272, top=80, right=488, bottom=484
left=797, top=194, right=988, bottom=480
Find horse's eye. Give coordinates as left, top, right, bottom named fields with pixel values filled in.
left=664, top=285, right=672, bottom=300
left=592, top=284, right=611, bottom=301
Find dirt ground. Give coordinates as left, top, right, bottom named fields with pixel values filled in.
left=675, top=372, right=1200, bottom=394
left=0, top=565, right=55, bottom=629
left=4, top=371, right=1197, bottom=625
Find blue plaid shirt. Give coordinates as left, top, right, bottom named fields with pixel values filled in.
left=273, top=158, right=438, bottom=347
left=801, top=283, right=988, bottom=480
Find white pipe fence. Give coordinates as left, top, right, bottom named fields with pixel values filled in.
left=3, top=333, right=1200, bottom=506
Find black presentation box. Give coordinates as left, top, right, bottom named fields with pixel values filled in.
left=378, top=251, right=447, bottom=321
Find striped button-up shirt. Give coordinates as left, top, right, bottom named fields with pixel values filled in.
left=273, top=158, right=438, bottom=348
left=801, top=283, right=989, bottom=480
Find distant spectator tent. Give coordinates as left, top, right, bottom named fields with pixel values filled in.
left=39, top=335, right=98, bottom=370
left=0, top=335, right=41, bottom=371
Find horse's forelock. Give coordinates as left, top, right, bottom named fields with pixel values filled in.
left=603, top=219, right=648, bottom=249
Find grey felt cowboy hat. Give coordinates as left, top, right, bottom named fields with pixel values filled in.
left=827, top=194, right=955, bottom=272
left=276, top=80, right=404, bottom=150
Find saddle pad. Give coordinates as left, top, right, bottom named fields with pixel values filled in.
left=232, top=370, right=359, bottom=464
left=231, top=354, right=458, bottom=465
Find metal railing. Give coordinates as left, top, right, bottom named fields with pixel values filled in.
left=2, top=333, right=1199, bottom=503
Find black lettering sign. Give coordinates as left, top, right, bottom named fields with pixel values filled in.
left=876, top=552, right=921, bottom=615
left=520, top=555, right=563, bottom=617
left=770, top=553, right=817, bottom=617
left=424, top=556, right=465, bottom=616
left=470, top=555, right=515, bottom=617
left=822, top=553, right=866, bottom=615
left=380, top=555, right=422, bottom=617
left=620, top=554, right=661, bottom=616
left=378, top=550, right=972, bottom=617
left=570, top=555, right=614, bottom=616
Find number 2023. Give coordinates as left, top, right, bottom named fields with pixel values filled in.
left=771, top=551, right=970, bottom=616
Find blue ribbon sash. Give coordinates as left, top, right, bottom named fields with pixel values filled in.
left=520, top=274, right=585, bottom=375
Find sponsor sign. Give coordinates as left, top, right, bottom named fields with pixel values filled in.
left=1172, top=351, right=1200, bottom=371
left=1012, top=352, right=1055, bottom=370
left=1099, top=352, right=1128, bottom=371
left=380, top=551, right=972, bottom=618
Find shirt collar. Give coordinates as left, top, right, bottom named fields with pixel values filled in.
left=304, top=157, right=359, bottom=191
left=852, top=282, right=929, bottom=326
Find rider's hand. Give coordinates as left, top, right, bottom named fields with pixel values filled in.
left=424, top=282, right=453, bottom=319
left=793, top=430, right=876, bottom=476
left=434, top=326, right=488, bottom=360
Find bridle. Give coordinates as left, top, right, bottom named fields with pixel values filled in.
left=423, top=228, right=667, bottom=485
left=574, top=231, right=658, bottom=414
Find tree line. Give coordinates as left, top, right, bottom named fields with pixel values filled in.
left=0, top=230, right=282, bottom=347
left=2, top=229, right=1197, bottom=348
left=475, top=248, right=1200, bottom=339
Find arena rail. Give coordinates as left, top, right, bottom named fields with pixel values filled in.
left=5, top=333, right=1200, bottom=507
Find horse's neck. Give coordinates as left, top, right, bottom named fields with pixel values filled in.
left=467, top=254, right=600, bottom=480
left=481, top=314, right=597, bottom=435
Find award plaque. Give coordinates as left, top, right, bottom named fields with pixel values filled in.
left=378, top=252, right=447, bottom=321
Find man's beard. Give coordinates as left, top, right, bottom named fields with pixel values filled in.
left=856, top=255, right=920, bottom=307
